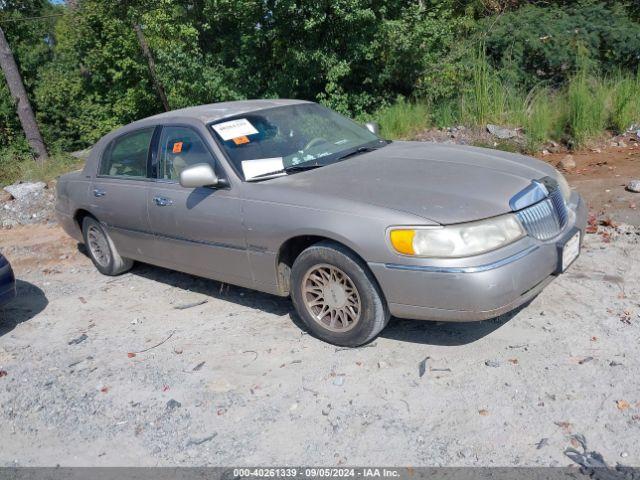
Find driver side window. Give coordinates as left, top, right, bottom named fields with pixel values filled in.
left=158, top=126, right=215, bottom=181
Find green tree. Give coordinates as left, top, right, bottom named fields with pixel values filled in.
left=0, top=0, right=56, bottom=149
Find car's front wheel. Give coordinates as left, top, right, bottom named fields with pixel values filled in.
left=82, top=216, right=133, bottom=276
left=290, top=241, right=390, bottom=347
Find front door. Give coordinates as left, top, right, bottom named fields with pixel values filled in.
left=146, top=125, right=251, bottom=287
left=90, top=127, right=155, bottom=261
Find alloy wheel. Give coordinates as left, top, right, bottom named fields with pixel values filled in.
left=87, top=225, right=111, bottom=268
left=301, top=264, right=361, bottom=332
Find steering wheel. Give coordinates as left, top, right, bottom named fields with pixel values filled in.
left=304, top=137, right=330, bottom=151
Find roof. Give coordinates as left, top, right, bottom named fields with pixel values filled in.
left=144, top=99, right=311, bottom=124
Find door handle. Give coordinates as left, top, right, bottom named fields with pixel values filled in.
left=153, top=196, right=174, bottom=207
left=93, top=189, right=106, bottom=197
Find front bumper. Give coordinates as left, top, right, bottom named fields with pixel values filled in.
left=0, top=256, right=16, bottom=306
left=369, top=192, right=587, bottom=322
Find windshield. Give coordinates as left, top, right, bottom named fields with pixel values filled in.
left=209, top=103, right=385, bottom=180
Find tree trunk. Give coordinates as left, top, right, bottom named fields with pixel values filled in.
left=0, top=26, right=49, bottom=163
left=133, top=23, right=170, bottom=112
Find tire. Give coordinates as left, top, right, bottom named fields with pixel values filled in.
left=290, top=241, right=390, bottom=347
left=82, top=216, right=133, bottom=276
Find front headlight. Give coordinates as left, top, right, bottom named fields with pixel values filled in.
left=389, top=214, right=525, bottom=258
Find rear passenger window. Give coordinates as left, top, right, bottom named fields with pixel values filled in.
left=100, top=128, right=154, bottom=178
left=158, top=126, right=215, bottom=181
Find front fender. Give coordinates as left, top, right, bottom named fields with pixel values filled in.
left=242, top=199, right=427, bottom=295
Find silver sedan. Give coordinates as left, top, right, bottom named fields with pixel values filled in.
left=56, top=100, right=587, bottom=346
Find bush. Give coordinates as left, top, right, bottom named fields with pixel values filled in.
left=1, top=0, right=639, bottom=163
left=479, top=2, right=640, bottom=90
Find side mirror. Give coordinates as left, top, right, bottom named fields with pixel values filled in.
left=365, top=122, right=380, bottom=135
left=179, top=163, right=225, bottom=188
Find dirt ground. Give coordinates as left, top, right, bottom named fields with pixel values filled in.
left=541, top=145, right=640, bottom=227
left=0, top=146, right=639, bottom=467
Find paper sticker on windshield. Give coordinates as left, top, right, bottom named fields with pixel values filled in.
left=172, top=141, right=183, bottom=153
left=212, top=118, right=258, bottom=141
left=242, top=157, right=284, bottom=180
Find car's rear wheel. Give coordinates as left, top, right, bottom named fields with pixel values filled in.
left=291, top=241, right=390, bottom=347
left=82, top=216, right=133, bottom=276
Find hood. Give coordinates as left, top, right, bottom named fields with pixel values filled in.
left=262, top=141, right=560, bottom=224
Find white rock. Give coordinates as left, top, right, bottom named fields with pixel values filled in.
left=4, top=182, right=46, bottom=201
left=70, top=147, right=92, bottom=160
left=487, top=124, right=517, bottom=139
left=207, top=378, right=235, bottom=392
left=1, top=219, right=17, bottom=229
left=626, top=180, right=640, bottom=193
left=557, top=155, right=576, bottom=171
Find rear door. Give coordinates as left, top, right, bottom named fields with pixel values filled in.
left=90, top=127, right=157, bottom=261
left=146, top=125, right=251, bottom=286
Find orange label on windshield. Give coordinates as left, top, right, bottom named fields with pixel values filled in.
left=172, top=142, right=183, bottom=153
left=233, top=135, right=250, bottom=145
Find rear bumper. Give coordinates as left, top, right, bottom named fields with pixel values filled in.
left=56, top=208, right=83, bottom=242
left=0, top=257, right=16, bottom=306
left=369, top=193, right=587, bottom=322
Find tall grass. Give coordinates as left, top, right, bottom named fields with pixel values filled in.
left=367, top=52, right=640, bottom=150
left=460, top=48, right=515, bottom=126
left=521, top=87, right=565, bottom=151
left=609, top=71, right=640, bottom=133
left=0, top=145, right=82, bottom=186
left=371, top=98, right=430, bottom=139
left=566, top=71, right=610, bottom=146
left=430, top=100, right=458, bottom=129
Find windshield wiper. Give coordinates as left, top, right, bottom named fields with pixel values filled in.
left=246, top=163, right=323, bottom=182
left=334, top=145, right=381, bottom=161
left=246, top=142, right=388, bottom=182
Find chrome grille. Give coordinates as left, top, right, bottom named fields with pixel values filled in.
left=549, top=186, right=568, bottom=227
left=516, top=186, right=568, bottom=241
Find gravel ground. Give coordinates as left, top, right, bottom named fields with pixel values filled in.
left=0, top=222, right=639, bottom=467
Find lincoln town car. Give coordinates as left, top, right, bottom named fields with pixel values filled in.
left=56, top=100, right=587, bottom=346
